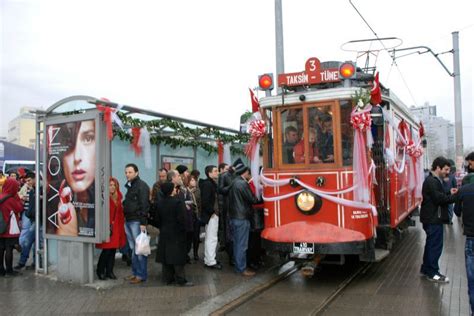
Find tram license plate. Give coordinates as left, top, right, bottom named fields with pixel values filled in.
left=293, top=242, right=314, bottom=254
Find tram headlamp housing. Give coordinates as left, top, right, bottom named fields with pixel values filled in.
left=295, top=191, right=322, bottom=215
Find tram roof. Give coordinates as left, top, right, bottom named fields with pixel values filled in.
left=259, top=87, right=419, bottom=127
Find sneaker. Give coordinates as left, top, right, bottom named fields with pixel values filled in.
left=242, top=269, right=256, bottom=277
left=427, top=274, right=449, bottom=283
left=14, top=263, right=25, bottom=270
left=204, top=263, right=222, bottom=270
left=176, top=281, right=194, bottom=287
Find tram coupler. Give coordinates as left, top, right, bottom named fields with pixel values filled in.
left=301, top=254, right=324, bottom=278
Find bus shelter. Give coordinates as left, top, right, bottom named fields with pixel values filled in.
left=33, top=95, right=246, bottom=283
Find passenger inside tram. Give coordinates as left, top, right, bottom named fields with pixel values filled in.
left=281, top=108, right=302, bottom=164
left=293, top=128, right=321, bottom=163
left=282, top=126, right=299, bottom=164
left=315, top=115, right=334, bottom=163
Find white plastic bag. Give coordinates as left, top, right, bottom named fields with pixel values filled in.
left=9, top=211, right=20, bottom=235
left=135, top=230, right=151, bottom=256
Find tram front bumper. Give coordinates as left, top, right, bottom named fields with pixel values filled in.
left=261, top=221, right=372, bottom=255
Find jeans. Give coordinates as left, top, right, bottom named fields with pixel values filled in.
left=231, top=219, right=250, bottom=273
left=465, top=237, right=474, bottom=315
left=421, top=223, right=443, bottom=277
left=125, top=221, right=148, bottom=281
left=19, top=213, right=35, bottom=266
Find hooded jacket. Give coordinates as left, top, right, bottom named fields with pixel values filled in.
left=0, top=178, right=23, bottom=238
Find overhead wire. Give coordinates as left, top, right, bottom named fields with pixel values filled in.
left=348, top=0, right=420, bottom=106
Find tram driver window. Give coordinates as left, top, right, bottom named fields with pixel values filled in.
left=309, top=106, right=335, bottom=164
left=281, top=108, right=302, bottom=164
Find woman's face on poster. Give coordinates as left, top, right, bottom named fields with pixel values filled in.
left=63, top=120, right=96, bottom=193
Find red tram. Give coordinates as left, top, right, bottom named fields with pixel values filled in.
left=257, top=57, right=425, bottom=262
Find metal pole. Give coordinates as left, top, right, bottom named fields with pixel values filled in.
left=275, top=0, right=285, bottom=93
left=34, top=118, right=41, bottom=274
left=452, top=31, right=463, bottom=169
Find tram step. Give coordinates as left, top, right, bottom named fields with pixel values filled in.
left=373, top=249, right=390, bottom=262
left=359, top=249, right=390, bottom=262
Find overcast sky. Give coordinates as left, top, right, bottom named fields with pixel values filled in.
left=1, top=0, right=473, bottom=145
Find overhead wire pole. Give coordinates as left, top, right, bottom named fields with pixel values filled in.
left=452, top=31, right=464, bottom=168
left=275, top=0, right=284, bottom=94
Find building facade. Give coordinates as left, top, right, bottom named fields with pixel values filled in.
left=410, top=103, right=455, bottom=168
left=7, top=107, right=37, bottom=149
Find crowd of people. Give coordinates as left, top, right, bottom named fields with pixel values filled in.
left=0, top=158, right=265, bottom=287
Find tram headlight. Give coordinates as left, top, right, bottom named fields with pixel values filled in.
left=295, top=191, right=322, bottom=215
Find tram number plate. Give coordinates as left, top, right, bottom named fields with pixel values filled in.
left=293, top=242, right=314, bottom=254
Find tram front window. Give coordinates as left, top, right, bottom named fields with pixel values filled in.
left=281, top=108, right=302, bottom=164
left=309, top=106, right=334, bottom=164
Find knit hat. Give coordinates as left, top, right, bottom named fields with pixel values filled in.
left=175, top=165, right=188, bottom=175
left=234, top=159, right=248, bottom=175
left=232, top=158, right=244, bottom=168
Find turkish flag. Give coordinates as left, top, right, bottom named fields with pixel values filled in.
left=370, top=72, right=382, bottom=105
left=249, top=88, right=260, bottom=113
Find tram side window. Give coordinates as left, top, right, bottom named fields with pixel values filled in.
left=340, top=101, right=354, bottom=166
left=308, top=106, right=334, bottom=164
left=281, top=108, right=302, bottom=164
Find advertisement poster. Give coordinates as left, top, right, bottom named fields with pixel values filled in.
left=161, top=155, right=194, bottom=172
left=46, top=119, right=96, bottom=238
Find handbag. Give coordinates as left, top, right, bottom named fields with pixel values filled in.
left=9, top=211, right=20, bottom=235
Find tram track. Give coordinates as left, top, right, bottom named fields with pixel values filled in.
left=220, top=258, right=372, bottom=316
left=309, top=262, right=372, bottom=315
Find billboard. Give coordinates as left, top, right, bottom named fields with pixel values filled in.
left=44, top=111, right=109, bottom=243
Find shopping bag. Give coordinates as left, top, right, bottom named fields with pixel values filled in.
left=9, top=211, right=20, bottom=235
left=135, top=230, right=151, bottom=256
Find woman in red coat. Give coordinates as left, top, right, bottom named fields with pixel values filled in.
left=96, top=177, right=126, bottom=280
left=0, top=178, right=23, bottom=277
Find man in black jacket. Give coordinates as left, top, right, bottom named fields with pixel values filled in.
left=200, top=165, right=222, bottom=269
left=218, top=161, right=237, bottom=264
left=420, top=157, right=457, bottom=283
left=229, top=161, right=258, bottom=276
left=454, top=171, right=474, bottom=314
left=123, top=163, right=150, bottom=284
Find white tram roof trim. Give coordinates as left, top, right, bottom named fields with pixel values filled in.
left=259, top=87, right=419, bottom=127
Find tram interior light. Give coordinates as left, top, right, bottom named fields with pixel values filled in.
left=339, top=62, right=356, bottom=79
left=258, top=73, right=274, bottom=91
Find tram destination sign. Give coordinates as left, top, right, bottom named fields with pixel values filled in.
left=278, top=57, right=341, bottom=87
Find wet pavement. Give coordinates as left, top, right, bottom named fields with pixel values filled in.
left=0, top=217, right=471, bottom=315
